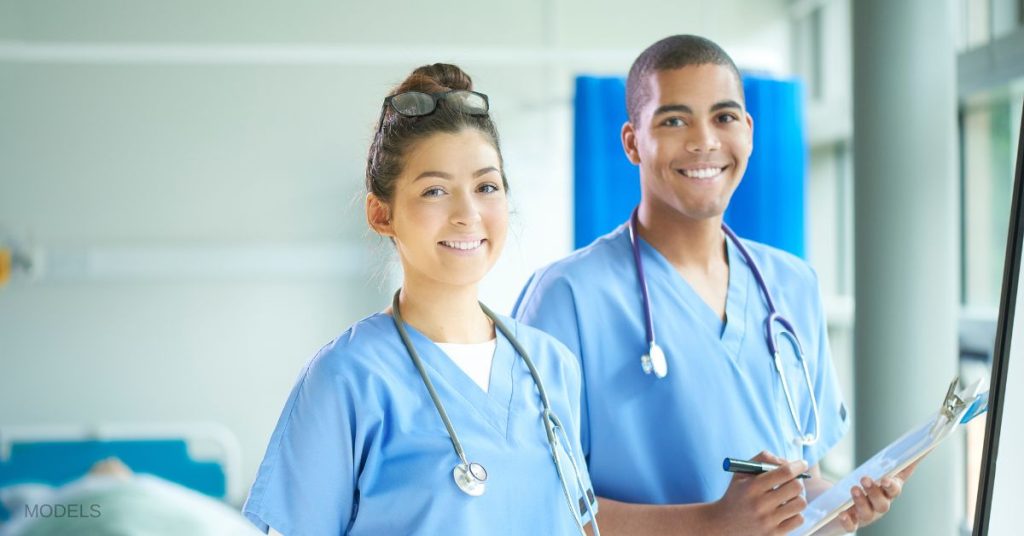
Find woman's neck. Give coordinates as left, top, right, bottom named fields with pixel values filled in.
left=393, top=275, right=494, bottom=344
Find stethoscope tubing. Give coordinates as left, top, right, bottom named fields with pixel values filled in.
left=392, top=291, right=473, bottom=469
left=390, top=290, right=599, bottom=535
left=628, top=207, right=820, bottom=446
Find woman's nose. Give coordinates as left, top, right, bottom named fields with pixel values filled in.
left=450, top=192, right=483, bottom=226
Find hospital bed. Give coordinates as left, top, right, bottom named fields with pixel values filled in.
left=0, top=423, right=254, bottom=535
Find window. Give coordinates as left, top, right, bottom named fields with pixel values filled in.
left=962, top=92, right=1024, bottom=308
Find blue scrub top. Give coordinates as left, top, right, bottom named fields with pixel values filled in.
left=243, top=312, right=596, bottom=535
left=513, top=223, right=849, bottom=505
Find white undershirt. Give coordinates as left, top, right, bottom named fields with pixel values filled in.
left=435, top=339, right=497, bottom=392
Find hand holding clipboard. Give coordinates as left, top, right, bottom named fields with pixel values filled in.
left=790, top=376, right=989, bottom=535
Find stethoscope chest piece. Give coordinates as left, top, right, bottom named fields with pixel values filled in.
left=453, top=461, right=487, bottom=496
left=641, top=342, right=668, bottom=379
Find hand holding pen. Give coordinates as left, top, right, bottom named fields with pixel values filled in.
left=710, top=451, right=809, bottom=536
left=724, top=457, right=812, bottom=479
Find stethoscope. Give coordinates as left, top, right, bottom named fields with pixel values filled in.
left=628, top=207, right=821, bottom=446
left=390, top=290, right=600, bottom=536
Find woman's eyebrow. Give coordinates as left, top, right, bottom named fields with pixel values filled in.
left=413, top=171, right=453, bottom=182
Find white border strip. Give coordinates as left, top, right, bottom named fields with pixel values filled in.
left=0, top=41, right=785, bottom=73
left=0, top=40, right=786, bottom=73
left=20, top=242, right=367, bottom=282
left=0, top=41, right=638, bottom=66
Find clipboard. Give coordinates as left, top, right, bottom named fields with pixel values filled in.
left=790, top=376, right=988, bottom=536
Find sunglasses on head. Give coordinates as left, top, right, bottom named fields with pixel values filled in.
left=376, top=90, right=490, bottom=131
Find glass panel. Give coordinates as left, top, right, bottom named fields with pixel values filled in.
left=963, top=94, right=1023, bottom=308
left=963, top=0, right=992, bottom=49
left=992, top=0, right=1022, bottom=39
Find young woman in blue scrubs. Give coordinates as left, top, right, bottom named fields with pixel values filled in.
left=514, top=36, right=915, bottom=535
left=244, top=64, right=597, bottom=536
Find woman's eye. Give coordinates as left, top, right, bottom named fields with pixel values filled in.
left=478, top=183, right=500, bottom=194
left=423, top=187, right=446, bottom=198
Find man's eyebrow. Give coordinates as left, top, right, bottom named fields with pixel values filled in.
left=651, top=100, right=744, bottom=118
left=652, top=104, right=692, bottom=117
left=710, top=100, right=744, bottom=112
left=413, top=171, right=452, bottom=181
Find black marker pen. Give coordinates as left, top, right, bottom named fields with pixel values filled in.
left=723, top=457, right=812, bottom=479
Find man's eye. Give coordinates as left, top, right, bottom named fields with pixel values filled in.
left=718, top=114, right=738, bottom=123
left=662, top=117, right=685, bottom=127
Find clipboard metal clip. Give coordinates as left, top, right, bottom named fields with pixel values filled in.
left=930, top=376, right=966, bottom=438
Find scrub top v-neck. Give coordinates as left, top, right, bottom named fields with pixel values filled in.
left=513, top=223, right=849, bottom=504
left=244, top=312, right=596, bottom=535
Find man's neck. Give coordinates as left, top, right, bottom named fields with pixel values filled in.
left=636, top=200, right=728, bottom=273
left=636, top=199, right=732, bottom=322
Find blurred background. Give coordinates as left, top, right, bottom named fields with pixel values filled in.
left=0, top=0, right=1021, bottom=534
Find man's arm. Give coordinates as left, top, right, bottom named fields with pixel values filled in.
left=805, top=464, right=833, bottom=500
left=806, top=460, right=920, bottom=535
left=591, top=453, right=809, bottom=536
left=589, top=497, right=714, bottom=535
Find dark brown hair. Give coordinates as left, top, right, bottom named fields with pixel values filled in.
left=365, top=63, right=507, bottom=204
left=626, top=35, right=743, bottom=126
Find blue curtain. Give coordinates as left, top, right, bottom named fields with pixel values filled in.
left=573, top=74, right=807, bottom=258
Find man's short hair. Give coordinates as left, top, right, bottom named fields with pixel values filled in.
left=626, top=35, right=743, bottom=126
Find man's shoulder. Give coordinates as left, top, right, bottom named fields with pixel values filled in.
left=737, top=238, right=819, bottom=288
left=513, top=225, right=631, bottom=319
left=530, top=225, right=631, bottom=287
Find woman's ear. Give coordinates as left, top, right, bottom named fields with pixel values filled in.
left=366, top=193, right=394, bottom=237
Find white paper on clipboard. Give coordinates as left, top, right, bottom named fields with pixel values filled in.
left=789, top=377, right=987, bottom=536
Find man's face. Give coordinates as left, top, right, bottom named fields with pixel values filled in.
left=622, top=63, right=753, bottom=222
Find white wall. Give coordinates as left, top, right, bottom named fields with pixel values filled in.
left=0, top=0, right=792, bottom=503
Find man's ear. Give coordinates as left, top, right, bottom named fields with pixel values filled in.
left=366, top=193, right=393, bottom=237
left=621, top=121, right=641, bottom=165
left=745, top=111, right=755, bottom=156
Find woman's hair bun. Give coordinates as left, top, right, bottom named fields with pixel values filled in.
left=367, top=62, right=506, bottom=205
left=393, top=63, right=473, bottom=95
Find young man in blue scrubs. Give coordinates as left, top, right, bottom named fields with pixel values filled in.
left=514, top=35, right=914, bottom=534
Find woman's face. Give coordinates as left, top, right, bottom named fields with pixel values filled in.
left=382, top=128, right=508, bottom=289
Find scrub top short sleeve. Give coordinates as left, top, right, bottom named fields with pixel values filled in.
left=514, top=272, right=591, bottom=459
left=243, top=344, right=358, bottom=535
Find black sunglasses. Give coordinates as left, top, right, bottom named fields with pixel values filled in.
left=376, top=90, right=490, bottom=131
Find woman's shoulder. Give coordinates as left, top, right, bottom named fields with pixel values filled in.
left=304, top=312, right=401, bottom=381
